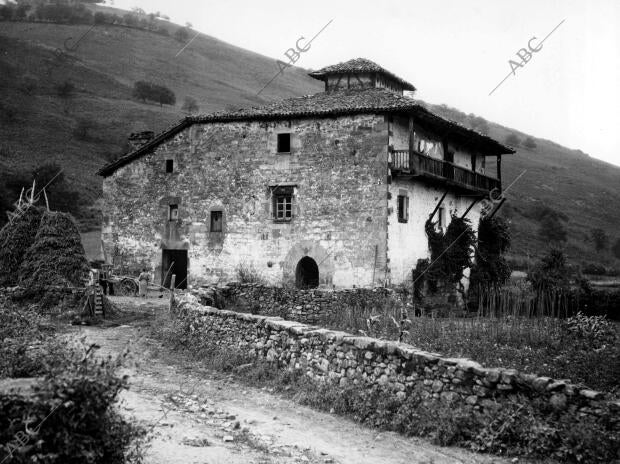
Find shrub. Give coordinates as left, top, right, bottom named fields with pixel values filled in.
left=235, top=262, right=265, bottom=284
left=0, top=302, right=147, bottom=462
left=93, top=11, right=107, bottom=24
left=527, top=247, right=570, bottom=292
left=132, top=81, right=176, bottom=107
left=122, top=13, right=138, bottom=27
left=523, top=136, right=537, bottom=150
left=470, top=215, right=511, bottom=291
left=538, top=215, right=567, bottom=243
left=174, top=26, right=190, bottom=42
left=423, top=214, right=475, bottom=291
left=565, top=312, right=617, bottom=348
left=504, top=133, right=520, bottom=146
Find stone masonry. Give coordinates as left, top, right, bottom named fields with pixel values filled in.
left=174, top=294, right=620, bottom=433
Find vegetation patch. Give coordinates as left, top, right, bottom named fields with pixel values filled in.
left=0, top=298, right=146, bottom=463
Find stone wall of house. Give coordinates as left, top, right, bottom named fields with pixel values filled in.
left=175, top=294, right=620, bottom=432
left=195, top=282, right=407, bottom=324
left=102, top=114, right=389, bottom=289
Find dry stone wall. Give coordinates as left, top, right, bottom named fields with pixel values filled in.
left=197, top=282, right=406, bottom=324
left=175, top=294, right=620, bottom=432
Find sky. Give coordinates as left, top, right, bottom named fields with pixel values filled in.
left=108, top=0, right=620, bottom=166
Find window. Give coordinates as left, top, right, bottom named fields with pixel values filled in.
left=210, top=210, right=223, bottom=232
left=165, top=159, right=174, bottom=173
left=277, top=133, right=291, bottom=153
left=397, top=195, right=409, bottom=223
left=169, top=204, right=178, bottom=221
left=272, top=186, right=294, bottom=221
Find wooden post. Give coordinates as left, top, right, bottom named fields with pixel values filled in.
left=408, top=117, right=414, bottom=171
left=169, top=274, right=176, bottom=312
left=497, top=156, right=502, bottom=186
left=461, top=198, right=480, bottom=219
left=428, top=190, right=449, bottom=221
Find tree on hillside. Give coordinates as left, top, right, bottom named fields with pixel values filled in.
left=94, top=11, right=107, bottom=24
left=591, top=228, right=609, bottom=252
left=132, top=81, right=176, bottom=107
left=527, top=247, right=570, bottom=292
left=505, top=133, right=520, bottom=147
left=612, top=238, right=620, bottom=260
left=182, top=96, right=199, bottom=114
left=174, top=26, right=191, bottom=42
left=467, top=115, right=489, bottom=135
left=523, top=136, right=537, bottom=150
left=538, top=215, right=567, bottom=243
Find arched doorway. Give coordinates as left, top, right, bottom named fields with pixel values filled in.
left=295, top=256, right=319, bottom=289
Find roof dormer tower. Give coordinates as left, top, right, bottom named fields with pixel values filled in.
left=308, top=58, right=416, bottom=94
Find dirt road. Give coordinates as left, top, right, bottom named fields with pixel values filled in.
left=74, top=298, right=510, bottom=464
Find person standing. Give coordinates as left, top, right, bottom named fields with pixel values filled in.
left=138, top=268, right=150, bottom=298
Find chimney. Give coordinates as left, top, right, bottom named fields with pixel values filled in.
left=128, top=131, right=155, bottom=150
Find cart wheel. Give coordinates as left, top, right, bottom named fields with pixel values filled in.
left=119, top=279, right=138, bottom=296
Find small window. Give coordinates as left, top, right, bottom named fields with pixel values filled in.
left=169, top=204, right=178, bottom=221
left=165, top=159, right=174, bottom=173
left=397, top=195, right=409, bottom=223
left=272, top=186, right=294, bottom=221
left=277, top=133, right=291, bottom=153
left=210, top=210, right=223, bottom=232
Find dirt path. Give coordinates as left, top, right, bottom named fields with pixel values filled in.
left=74, top=298, right=510, bottom=464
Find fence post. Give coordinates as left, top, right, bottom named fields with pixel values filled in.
left=169, top=274, right=176, bottom=312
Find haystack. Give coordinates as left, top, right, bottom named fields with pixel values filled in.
left=18, top=211, right=90, bottom=289
left=0, top=207, right=45, bottom=286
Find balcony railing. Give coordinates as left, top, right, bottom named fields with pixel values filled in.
left=390, top=149, right=500, bottom=193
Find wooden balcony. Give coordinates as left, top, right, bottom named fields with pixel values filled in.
left=390, top=149, right=501, bottom=194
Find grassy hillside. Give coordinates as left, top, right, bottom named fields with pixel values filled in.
left=0, top=20, right=319, bottom=219
left=1, top=18, right=619, bottom=267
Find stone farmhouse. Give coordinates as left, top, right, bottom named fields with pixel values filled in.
left=98, top=58, right=514, bottom=290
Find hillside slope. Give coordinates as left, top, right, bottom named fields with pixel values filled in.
left=0, top=21, right=320, bottom=209
left=1, top=19, right=619, bottom=266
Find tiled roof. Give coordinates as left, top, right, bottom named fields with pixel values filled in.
left=191, top=88, right=420, bottom=121
left=308, top=58, right=416, bottom=91
left=98, top=88, right=513, bottom=176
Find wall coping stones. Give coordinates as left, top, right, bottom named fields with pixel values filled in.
left=346, top=336, right=377, bottom=350
left=265, top=319, right=303, bottom=330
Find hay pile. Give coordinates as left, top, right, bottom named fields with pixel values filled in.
left=18, top=211, right=90, bottom=289
left=0, top=207, right=45, bottom=286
